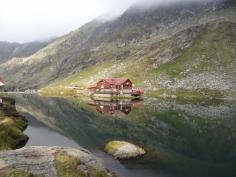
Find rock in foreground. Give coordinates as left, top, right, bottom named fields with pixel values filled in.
left=105, top=141, right=146, bottom=159
left=0, top=146, right=118, bottom=177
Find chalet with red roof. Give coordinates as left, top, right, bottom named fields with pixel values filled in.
left=88, top=78, right=143, bottom=98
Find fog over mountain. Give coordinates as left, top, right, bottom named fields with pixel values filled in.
left=0, top=0, right=216, bottom=43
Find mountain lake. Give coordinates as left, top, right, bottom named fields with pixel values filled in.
left=6, top=94, right=236, bottom=177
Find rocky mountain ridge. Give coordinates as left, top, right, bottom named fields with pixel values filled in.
left=0, top=41, right=51, bottom=64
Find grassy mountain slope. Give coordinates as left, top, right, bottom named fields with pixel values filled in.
left=41, top=20, right=236, bottom=98
left=0, top=0, right=235, bottom=94
left=0, top=21, right=102, bottom=90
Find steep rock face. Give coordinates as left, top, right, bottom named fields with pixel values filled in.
left=0, top=0, right=235, bottom=91
left=148, top=20, right=236, bottom=92
left=90, top=0, right=236, bottom=43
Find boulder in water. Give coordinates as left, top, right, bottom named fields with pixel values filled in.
left=104, top=141, right=146, bottom=159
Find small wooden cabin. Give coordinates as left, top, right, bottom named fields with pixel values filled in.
left=88, top=78, right=133, bottom=92
left=96, top=78, right=132, bottom=89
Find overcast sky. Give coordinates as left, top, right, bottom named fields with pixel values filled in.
left=0, top=0, right=207, bottom=43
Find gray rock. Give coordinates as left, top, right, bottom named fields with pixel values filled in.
left=0, top=146, right=114, bottom=177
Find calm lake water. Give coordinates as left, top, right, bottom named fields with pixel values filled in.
left=10, top=94, right=236, bottom=177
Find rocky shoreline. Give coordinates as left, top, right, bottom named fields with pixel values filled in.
left=0, top=97, right=119, bottom=177
left=0, top=146, right=118, bottom=177
left=0, top=97, right=28, bottom=150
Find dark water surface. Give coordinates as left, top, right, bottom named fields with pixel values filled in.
left=11, top=94, right=236, bottom=177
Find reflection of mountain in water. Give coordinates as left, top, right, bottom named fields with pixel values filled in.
left=88, top=99, right=142, bottom=117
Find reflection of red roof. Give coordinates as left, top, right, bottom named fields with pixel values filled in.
left=98, top=78, right=130, bottom=86
left=87, top=99, right=143, bottom=118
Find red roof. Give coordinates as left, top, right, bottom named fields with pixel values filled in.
left=98, top=78, right=130, bottom=86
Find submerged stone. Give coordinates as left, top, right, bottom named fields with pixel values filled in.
left=104, top=141, right=146, bottom=159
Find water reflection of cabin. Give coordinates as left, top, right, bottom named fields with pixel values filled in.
left=88, top=78, right=142, bottom=97
left=89, top=100, right=132, bottom=117
left=88, top=99, right=143, bottom=117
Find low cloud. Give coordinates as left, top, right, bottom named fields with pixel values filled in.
left=0, top=0, right=216, bottom=43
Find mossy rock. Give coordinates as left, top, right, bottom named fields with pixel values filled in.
left=104, top=141, right=146, bottom=159
left=0, top=97, right=28, bottom=150
left=1, top=168, right=42, bottom=177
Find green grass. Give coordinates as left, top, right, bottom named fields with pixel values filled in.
left=56, top=152, right=82, bottom=177
left=55, top=152, right=114, bottom=177
left=90, top=168, right=112, bottom=177
left=151, top=88, right=225, bottom=102
left=39, top=86, right=77, bottom=97
left=40, top=60, right=116, bottom=96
